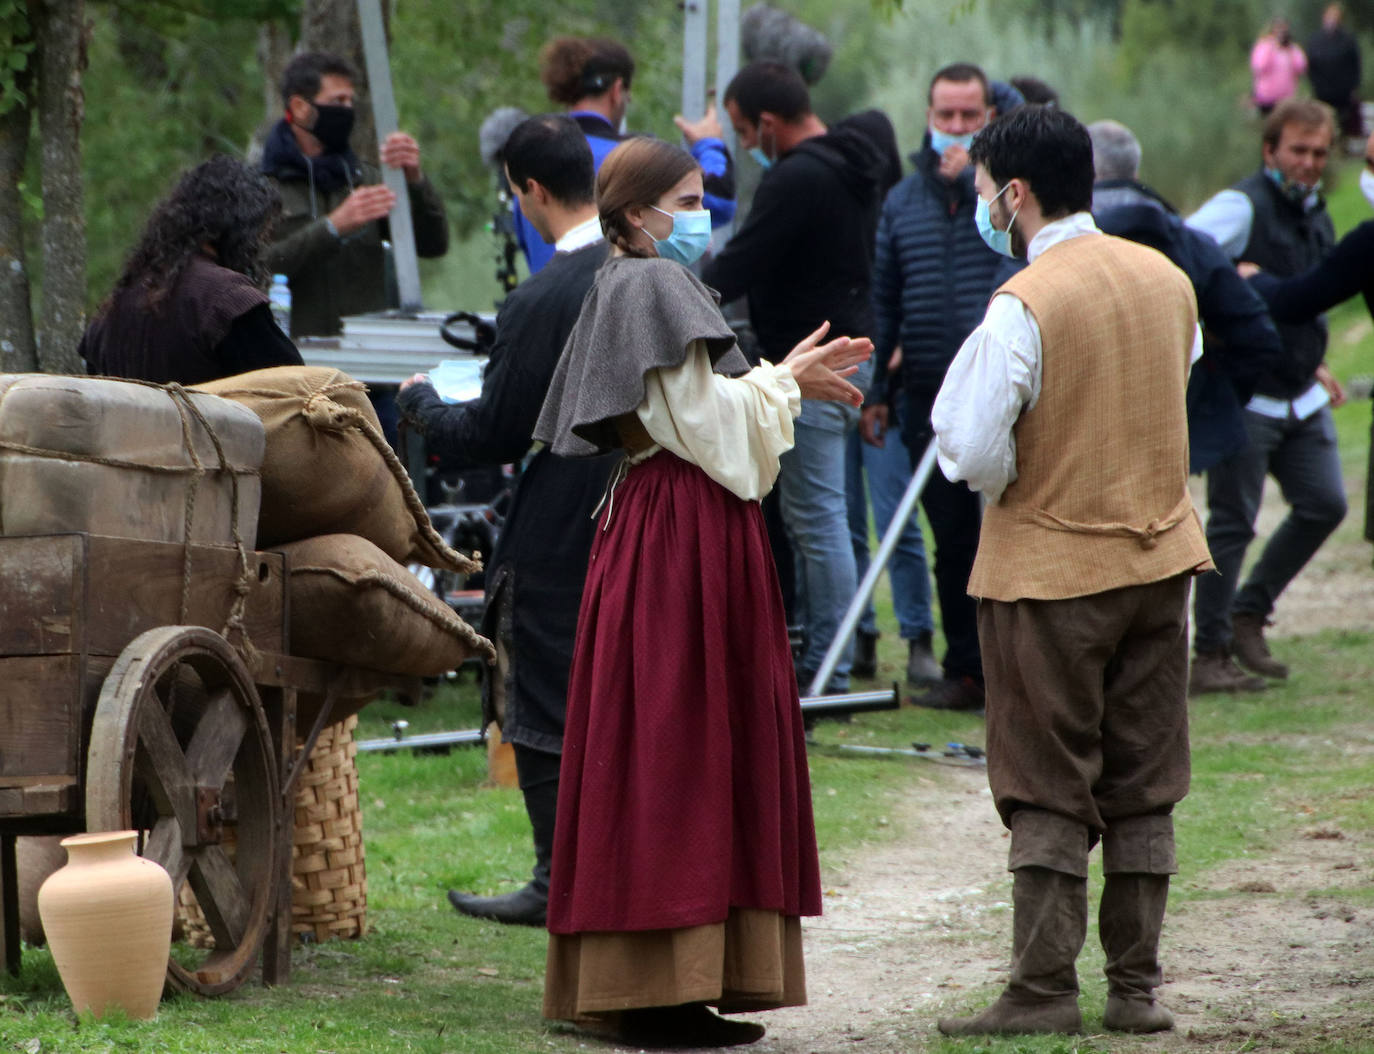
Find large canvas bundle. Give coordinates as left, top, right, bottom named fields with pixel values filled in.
left=196, top=367, right=475, bottom=573
left=278, top=534, right=494, bottom=676
left=0, top=374, right=263, bottom=545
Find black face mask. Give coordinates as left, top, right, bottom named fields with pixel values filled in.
left=309, top=103, right=355, bottom=154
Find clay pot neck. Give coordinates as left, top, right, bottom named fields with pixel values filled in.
left=60, top=831, right=139, bottom=866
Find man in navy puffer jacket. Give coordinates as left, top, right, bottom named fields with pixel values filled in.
left=866, top=62, right=1006, bottom=712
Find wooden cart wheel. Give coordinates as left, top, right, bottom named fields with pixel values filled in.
left=86, top=626, right=279, bottom=996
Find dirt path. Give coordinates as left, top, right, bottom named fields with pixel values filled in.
left=741, top=478, right=1374, bottom=1053
left=739, top=760, right=1374, bottom=1053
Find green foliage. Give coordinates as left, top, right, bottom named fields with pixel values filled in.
left=78, top=8, right=278, bottom=304
left=0, top=0, right=34, bottom=116
left=1116, top=0, right=1263, bottom=81
left=388, top=0, right=687, bottom=243
left=104, top=0, right=301, bottom=28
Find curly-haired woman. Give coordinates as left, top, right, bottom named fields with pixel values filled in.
left=80, top=155, right=303, bottom=384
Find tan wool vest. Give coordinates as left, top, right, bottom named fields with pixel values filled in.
left=966, top=234, right=1214, bottom=602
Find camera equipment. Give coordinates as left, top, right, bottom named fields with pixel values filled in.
left=478, top=106, right=531, bottom=300
left=741, top=3, right=832, bottom=85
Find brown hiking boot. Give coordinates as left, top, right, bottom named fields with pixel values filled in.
left=1231, top=613, right=1289, bottom=679
left=1188, top=651, right=1267, bottom=695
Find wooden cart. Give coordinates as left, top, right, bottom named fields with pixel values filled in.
left=0, top=531, right=421, bottom=996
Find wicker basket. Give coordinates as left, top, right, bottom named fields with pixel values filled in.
left=176, top=715, right=366, bottom=946
left=290, top=714, right=367, bottom=941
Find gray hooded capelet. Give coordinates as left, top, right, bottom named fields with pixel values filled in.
left=534, top=256, right=751, bottom=458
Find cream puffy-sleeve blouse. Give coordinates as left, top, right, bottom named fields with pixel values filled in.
left=635, top=339, right=801, bottom=502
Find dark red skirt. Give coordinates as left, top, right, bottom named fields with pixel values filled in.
left=547, top=451, right=822, bottom=935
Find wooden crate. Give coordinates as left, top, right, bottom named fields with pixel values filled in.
left=0, top=533, right=285, bottom=821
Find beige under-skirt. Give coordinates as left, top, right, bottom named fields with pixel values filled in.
left=543, top=907, right=806, bottom=1021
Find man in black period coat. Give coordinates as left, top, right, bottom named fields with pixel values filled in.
left=397, top=115, right=613, bottom=926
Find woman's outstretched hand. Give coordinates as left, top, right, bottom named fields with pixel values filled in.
left=781, top=321, right=873, bottom=405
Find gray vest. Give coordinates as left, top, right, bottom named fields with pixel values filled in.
left=1234, top=170, right=1335, bottom=398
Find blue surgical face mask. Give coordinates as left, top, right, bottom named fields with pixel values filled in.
left=929, top=127, right=976, bottom=156
left=748, top=124, right=777, bottom=170
left=975, top=182, right=1019, bottom=258
left=646, top=205, right=712, bottom=266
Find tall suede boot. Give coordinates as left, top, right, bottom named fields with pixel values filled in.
left=937, top=866, right=1087, bottom=1035
left=1100, top=873, right=1175, bottom=1032
left=1101, top=814, right=1177, bottom=1032
left=448, top=772, right=557, bottom=926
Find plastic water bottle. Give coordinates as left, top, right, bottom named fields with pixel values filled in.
left=268, top=274, right=292, bottom=334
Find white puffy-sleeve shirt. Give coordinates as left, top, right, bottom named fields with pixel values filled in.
left=636, top=340, right=802, bottom=502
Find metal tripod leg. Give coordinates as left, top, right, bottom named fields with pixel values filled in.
left=807, top=438, right=939, bottom=698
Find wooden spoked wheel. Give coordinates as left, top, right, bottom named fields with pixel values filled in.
left=86, top=626, right=278, bottom=996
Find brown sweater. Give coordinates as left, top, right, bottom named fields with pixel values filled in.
left=967, top=234, right=1213, bottom=602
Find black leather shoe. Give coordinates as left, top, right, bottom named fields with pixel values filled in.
left=618, top=1003, right=766, bottom=1048
left=908, top=676, right=985, bottom=713
left=447, top=883, right=546, bottom=926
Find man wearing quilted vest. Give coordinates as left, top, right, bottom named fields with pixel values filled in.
left=1185, top=99, right=1343, bottom=692
left=931, top=105, right=1214, bottom=1037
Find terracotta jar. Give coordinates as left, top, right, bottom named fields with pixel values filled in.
left=37, top=831, right=173, bottom=1019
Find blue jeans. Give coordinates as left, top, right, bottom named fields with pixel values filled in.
left=779, top=396, right=861, bottom=691
left=1194, top=405, right=1347, bottom=653
left=846, top=398, right=934, bottom=640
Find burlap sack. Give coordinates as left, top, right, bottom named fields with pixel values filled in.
left=0, top=374, right=262, bottom=546
left=195, top=367, right=477, bottom=573
left=279, top=534, right=494, bottom=675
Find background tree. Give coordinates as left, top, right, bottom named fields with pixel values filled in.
left=0, top=0, right=36, bottom=373
left=32, top=0, right=86, bottom=374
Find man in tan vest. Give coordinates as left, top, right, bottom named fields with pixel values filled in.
left=931, top=106, right=1214, bottom=1037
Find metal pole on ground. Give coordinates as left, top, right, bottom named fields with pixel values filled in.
left=807, top=438, right=939, bottom=697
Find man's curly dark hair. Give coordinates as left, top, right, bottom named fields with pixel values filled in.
left=105, top=155, right=282, bottom=314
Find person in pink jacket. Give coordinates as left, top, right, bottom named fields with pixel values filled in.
left=1252, top=17, right=1308, bottom=115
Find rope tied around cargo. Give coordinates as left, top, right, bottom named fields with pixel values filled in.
left=294, top=564, right=496, bottom=663
left=161, top=383, right=260, bottom=673
left=296, top=383, right=483, bottom=577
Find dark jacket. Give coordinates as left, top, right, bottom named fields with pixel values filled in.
left=1306, top=26, right=1361, bottom=105
left=396, top=240, right=615, bottom=754
left=79, top=256, right=303, bottom=384
left=261, top=119, right=449, bottom=338
left=1248, top=218, right=1374, bottom=323
left=1093, top=180, right=1285, bottom=472
left=872, top=144, right=1005, bottom=401
left=702, top=110, right=897, bottom=363
left=1233, top=169, right=1335, bottom=399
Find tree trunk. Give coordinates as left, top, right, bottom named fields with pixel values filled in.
left=257, top=19, right=293, bottom=125
left=33, top=0, right=87, bottom=375
left=0, top=41, right=37, bottom=374
left=299, top=0, right=389, bottom=167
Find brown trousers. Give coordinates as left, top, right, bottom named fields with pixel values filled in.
left=978, top=574, right=1192, bottom=856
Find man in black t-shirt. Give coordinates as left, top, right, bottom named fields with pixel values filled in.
left=703, top=62, right=896, bottom=695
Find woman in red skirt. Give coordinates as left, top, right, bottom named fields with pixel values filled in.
left=533, top=136, right=871, bottom=1049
